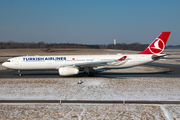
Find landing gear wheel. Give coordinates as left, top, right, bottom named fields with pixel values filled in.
left=89, top=72, right=94, bottom=77
left=18, top=70, right=22, bottom=77
left=83, top=72, right=89, bottom=77
left=83, top=72, right=94, bottom=77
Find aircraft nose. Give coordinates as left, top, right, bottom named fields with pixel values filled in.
left=2, top=62, right=6, bottom=67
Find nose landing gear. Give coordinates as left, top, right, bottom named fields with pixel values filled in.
left=18, top=70, right=21, bottom=77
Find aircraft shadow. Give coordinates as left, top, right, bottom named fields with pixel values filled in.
left=3, top=70, right=177, bottom=78
left=95, top=71, right=174, bottom=78
left=1, top=69, right=179, bottom=78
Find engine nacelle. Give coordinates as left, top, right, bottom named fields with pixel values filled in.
left=58, top=67, right=79, bottom=76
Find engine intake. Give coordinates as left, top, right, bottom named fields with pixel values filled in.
left=58, top=67, right=79, bottom=76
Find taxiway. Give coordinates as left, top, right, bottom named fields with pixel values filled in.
left=0, top=63, right=180, bottom=78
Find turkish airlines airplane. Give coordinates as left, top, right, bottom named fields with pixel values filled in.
left=2, top=32, right=171, bottom=77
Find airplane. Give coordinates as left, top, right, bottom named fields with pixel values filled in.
left=2, top=32, right=171, bottom=77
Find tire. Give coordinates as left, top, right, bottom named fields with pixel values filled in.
left=83, top=72, right=89, bottom=77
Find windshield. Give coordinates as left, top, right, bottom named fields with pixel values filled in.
left=6, top=60, right=10, bottom=62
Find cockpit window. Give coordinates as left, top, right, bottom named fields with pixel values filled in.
left=6, top=60, right=10, bottom=62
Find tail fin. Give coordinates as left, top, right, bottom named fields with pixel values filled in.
left=138, top=32, right=171, bottom=54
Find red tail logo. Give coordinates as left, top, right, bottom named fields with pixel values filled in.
left=138, top=32, right=171, bottom=54
left=149, top=38, right=164, bottom=54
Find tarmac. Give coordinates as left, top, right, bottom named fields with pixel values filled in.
left=0, top=62, right=180, bottom=78
left=0, top=100, right=180, bottom=104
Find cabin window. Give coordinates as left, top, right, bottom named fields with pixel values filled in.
left=6, top=60, right=10, bottom=62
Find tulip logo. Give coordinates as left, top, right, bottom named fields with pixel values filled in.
left=149, top=38, right=164, bottom=54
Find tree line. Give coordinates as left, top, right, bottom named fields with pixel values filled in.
left=3, top=41, right=180, bottom=51
left=0, top=41, right=100, bottom=49
left=0, top=41, right=150, bottom=51
left=165, top=45, right=180, bottom=49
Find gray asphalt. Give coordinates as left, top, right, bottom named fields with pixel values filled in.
left=0, top=62, right=180, bottom=78
left=0, top=100, right=180, bottom=104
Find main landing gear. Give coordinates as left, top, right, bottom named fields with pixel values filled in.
left=18, top=70, right=22, bottom=77
left=83, top=72, right=94, bottom=77
left=83, top=67, right=94, bottom=77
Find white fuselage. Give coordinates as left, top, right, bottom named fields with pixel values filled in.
left=2, top=54, right=153, bottom=71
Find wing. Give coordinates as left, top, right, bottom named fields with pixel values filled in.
left=64, top=60, right=115, bottom=68
left=61, top=56, right=127, bottom=68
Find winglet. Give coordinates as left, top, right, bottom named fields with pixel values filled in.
left=138, top=32, right=171, bottom=54
left=118, top=56, right=127, bottom=61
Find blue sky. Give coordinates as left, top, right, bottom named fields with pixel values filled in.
left=0, top=0, right=179, bottom=45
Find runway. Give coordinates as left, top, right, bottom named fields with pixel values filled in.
left=0, top=63, right=180, bottom=78
left=0, top=100, right=180, bottom=104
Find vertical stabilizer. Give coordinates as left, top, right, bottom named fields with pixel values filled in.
left=138, top=32, right=171, bottom=54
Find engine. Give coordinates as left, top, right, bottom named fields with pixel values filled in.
left=58, top=67, right=79, bottom=76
